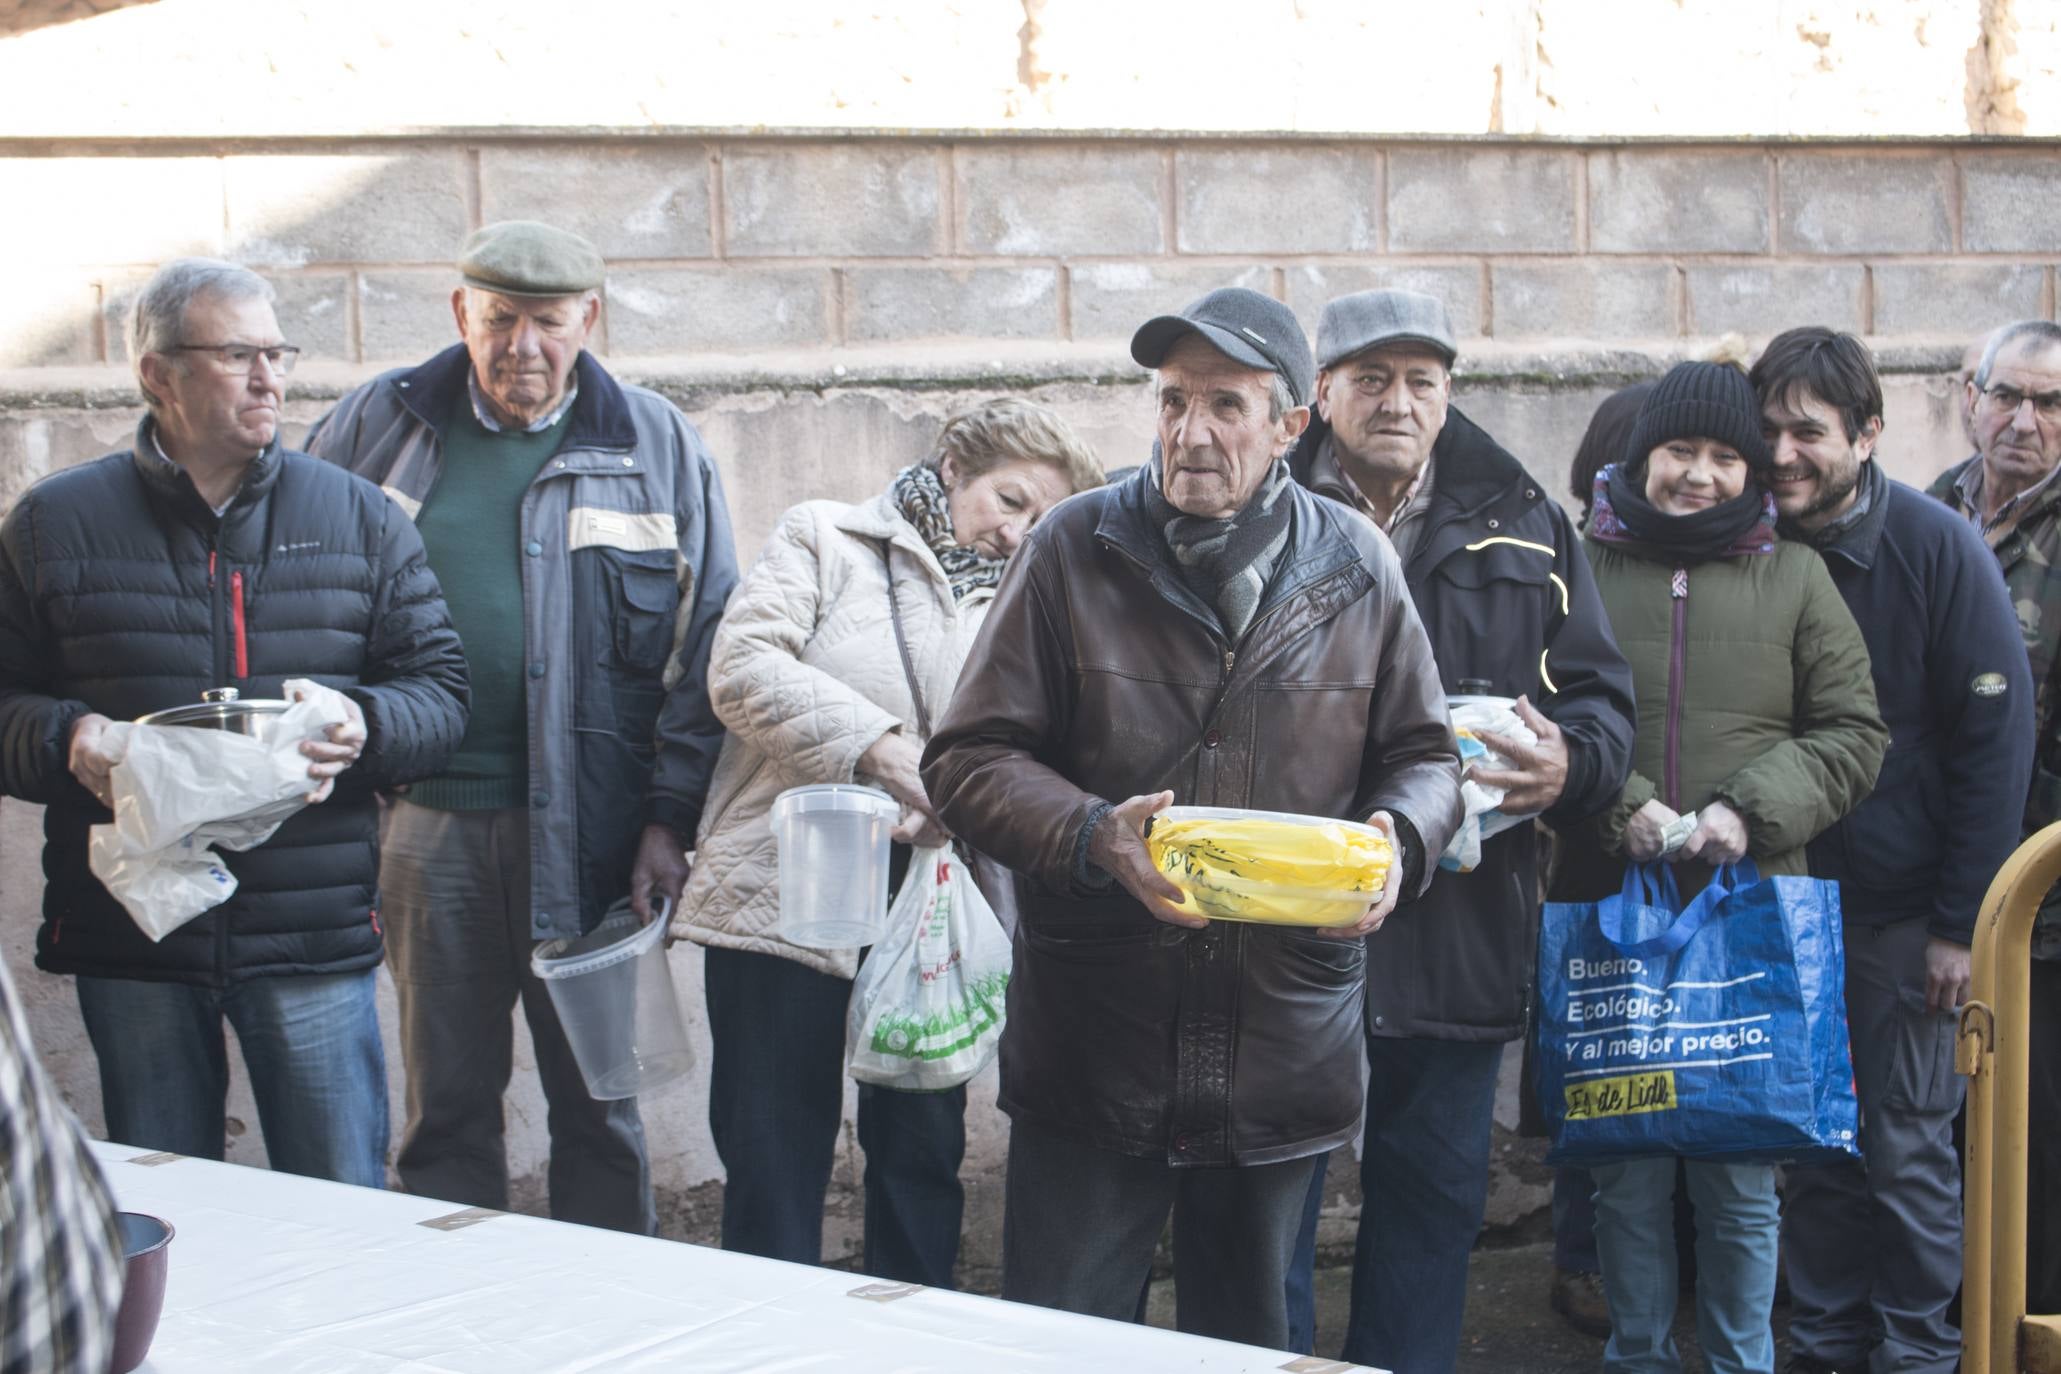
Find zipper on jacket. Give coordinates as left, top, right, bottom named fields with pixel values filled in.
left=1665, top=567, right=1688, bottom=809
left=230, top=570, right=249, bottom=680
left=207, top=548, right=229, bottom=688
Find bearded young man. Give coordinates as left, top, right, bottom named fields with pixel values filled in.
left=1751, top=325, right=2032, bottom=1374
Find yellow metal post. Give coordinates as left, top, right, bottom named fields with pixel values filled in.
left=1961, top=820, right=2061, bottom=1372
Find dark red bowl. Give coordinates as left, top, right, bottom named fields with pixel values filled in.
left=110, top=1211, right=174, bottom=1374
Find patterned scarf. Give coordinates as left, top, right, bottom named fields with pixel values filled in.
left=1142, top=448, right=1296, bottom=642
left=889, top=463, right=1007, bottom=603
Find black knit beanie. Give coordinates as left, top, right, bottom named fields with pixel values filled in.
left=1625, top=361, right=1775, bottom=472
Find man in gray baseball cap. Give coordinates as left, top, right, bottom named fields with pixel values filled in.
left=921, top=285, right=1462, bottom=1348
left=1283, top=289, right=1636, bottom=1370
left=305, top=222, right=740, bottom=1235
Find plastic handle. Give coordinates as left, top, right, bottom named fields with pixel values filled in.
left=1597, top=859, right=1760, bottom=956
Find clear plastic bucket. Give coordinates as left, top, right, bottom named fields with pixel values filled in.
left=531, top=899, right=693, bottom=1100
left=770, top=783, right=900, bottom=948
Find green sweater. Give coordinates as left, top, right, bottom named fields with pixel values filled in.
left=408, top=392, right=572, bottom=810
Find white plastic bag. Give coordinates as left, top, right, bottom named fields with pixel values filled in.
left=845, top=847, right=1011, bottom=1091
left=87, top=680, right=352, bottom=941
left=1442, top=694, right=1541, bottom=873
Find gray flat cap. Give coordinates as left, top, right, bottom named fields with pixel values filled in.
left=1131, top=287, right=1316, bottom=407
left=1315, top=288, right=1457, bottom=370
left=458, top=221, right=604, bottom=298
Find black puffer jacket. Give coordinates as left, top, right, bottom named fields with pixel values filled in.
left=1291, top=406, right=1637, bottom=1042
left=0, top=422, right=469, bottom=986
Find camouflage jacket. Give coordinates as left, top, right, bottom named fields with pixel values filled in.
left=1931, top=456, right=2061, bottom=958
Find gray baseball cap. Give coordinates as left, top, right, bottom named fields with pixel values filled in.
left=1130, top=287, right=1316, bottom=407
left=1315, top=288, right=1458, bottom=371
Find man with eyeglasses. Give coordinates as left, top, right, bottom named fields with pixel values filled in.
left=1932, top=317, right=2061, bottom=1321
left=1748, top=325, right=2032, bottom=1374
left=306, top=221, right=738, bottom=1235
left=0, top=257, right=469, bottom=1186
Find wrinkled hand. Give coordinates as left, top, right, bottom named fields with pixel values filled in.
left=1623, top=799, right=1681, bottom=862
left=1680, top=799, right=1749, bottom=866
left=1090, top=791, right=1202, bottom=929
left=629, top=823, right=689, bottom=924
left=858, top=730, right=951, bottom=848
left=298, top=690, right=366, bottom=804
left=1315, top=810, right=1402, bottom=941
left=1470, top=696, right=1569, bottom=817
left=1924, top=936, right=1973, bottom=1014
left=67, top=712, right=119, bottom=808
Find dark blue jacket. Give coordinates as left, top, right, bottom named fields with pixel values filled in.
left=0, top=424, right=469, bottom=985
left=1805, top=465, right=2033, bottom=942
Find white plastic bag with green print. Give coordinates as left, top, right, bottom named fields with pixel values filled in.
left=845, top=846, right=1010, bottom=1091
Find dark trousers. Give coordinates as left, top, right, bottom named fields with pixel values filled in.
left=381, top=802, right=655, bottom=1234
left=1784, top=916, right=1964, bottom=1372
left=1003, top=1116, right=1319, bottom=1350
left=2030, top=957, right=2061, bottom=1315
left=702, top=943, right=965, bottom=1287
left=1347, top=1037, right=1506, bottom=1374
left=1554, top=1165, right=1602, bottom=1273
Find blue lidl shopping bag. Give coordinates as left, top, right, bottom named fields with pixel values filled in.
left=1535, top=860, right=1860, bottom=1166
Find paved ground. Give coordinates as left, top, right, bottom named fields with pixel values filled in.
left=1146, top=1241, right=1797, bottom=1373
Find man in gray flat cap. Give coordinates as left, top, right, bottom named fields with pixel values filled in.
left=307, top=220, right=739, bottom=1233
left=1283, top=288, right=1635, bottom=1371
left=922, top=286, right=1462, bottom=1348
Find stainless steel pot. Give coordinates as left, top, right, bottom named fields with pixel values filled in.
left=136, top=688, right=291, bottom=736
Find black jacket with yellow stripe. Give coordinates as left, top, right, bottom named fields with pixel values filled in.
left=1290, top=404, right=1636, bottom=1041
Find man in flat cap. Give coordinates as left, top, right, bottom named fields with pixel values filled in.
left=307, top=221, right=739, bottom=1233
left=1284, top=288, right=1634, bottom=1372
left=921, top=287, right=1462, bottom=1347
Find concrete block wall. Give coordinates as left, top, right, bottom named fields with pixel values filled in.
left=5, top=135, right=2060, bottom=376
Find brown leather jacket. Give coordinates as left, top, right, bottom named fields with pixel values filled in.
left=922, top=466, right=1463, bottom=1166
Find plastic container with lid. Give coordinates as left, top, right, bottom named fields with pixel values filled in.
left=770, top=784, right=901, bottom=948
left=1145, top=804, right=1393, bottom=928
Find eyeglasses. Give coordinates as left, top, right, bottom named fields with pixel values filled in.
left=171, top=343, right=302, bottom=377
left=1980, top=383, right=2061, bottom=423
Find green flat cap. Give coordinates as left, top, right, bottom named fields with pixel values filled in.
left=457, top=220, right=604, bottom=297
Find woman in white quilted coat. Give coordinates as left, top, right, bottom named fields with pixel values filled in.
left=674, top=398, right=1103, bottom=1286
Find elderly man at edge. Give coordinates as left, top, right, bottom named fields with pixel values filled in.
left=1282, top=289, right=1636, bottom=1370
left=307, top=222, right=740, bottom=1234
left=921, top=287, right=1463, bottom=1349
left=1931, top=317, right=2061, bottom=1320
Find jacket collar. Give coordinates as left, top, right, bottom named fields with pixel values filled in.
left=1797, top=458, right=1891, bottom=570
left=1094, top=460, right=1368, bottom=636
left=127, top=415, right=283, bottom=524
left=1289, top=403, right=1533, bottom=571
left=392, top=342, right=639, bottom=453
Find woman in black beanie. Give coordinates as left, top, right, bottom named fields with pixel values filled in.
left=1550, top=361, right=1888, bottom=1374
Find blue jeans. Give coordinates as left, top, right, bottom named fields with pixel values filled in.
left=1319, top=1036, right=1504, bottom=1374
left=75, top=969, right=387, bottom=1188
left=703, top=944, right=965, bottom=1287
left=1003, top=1116, right=1319, bottom=1350
left=1592, top=1157, right=1778, bottom=1374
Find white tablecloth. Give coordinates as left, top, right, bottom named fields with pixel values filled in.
left=92, top=1142, right=1363, bottom=1373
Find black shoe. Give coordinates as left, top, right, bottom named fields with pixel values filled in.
left=1783, top=1356, right=1848, bottom=1374
left=1549, top=1267, right=1611, bottom=1340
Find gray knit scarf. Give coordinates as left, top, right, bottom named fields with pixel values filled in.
left=889, top=462, right=1007, bottom=603
left=1142, top=449, right=1295, bottom=642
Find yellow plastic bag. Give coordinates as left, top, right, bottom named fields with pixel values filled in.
left=1145, top=807, right=1393, bottom=927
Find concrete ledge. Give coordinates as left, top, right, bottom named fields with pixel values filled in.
left=0, top=338, right=1970, bottom=412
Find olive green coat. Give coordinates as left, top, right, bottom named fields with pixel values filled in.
left=1556, top=536, right=1889, bottom=900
